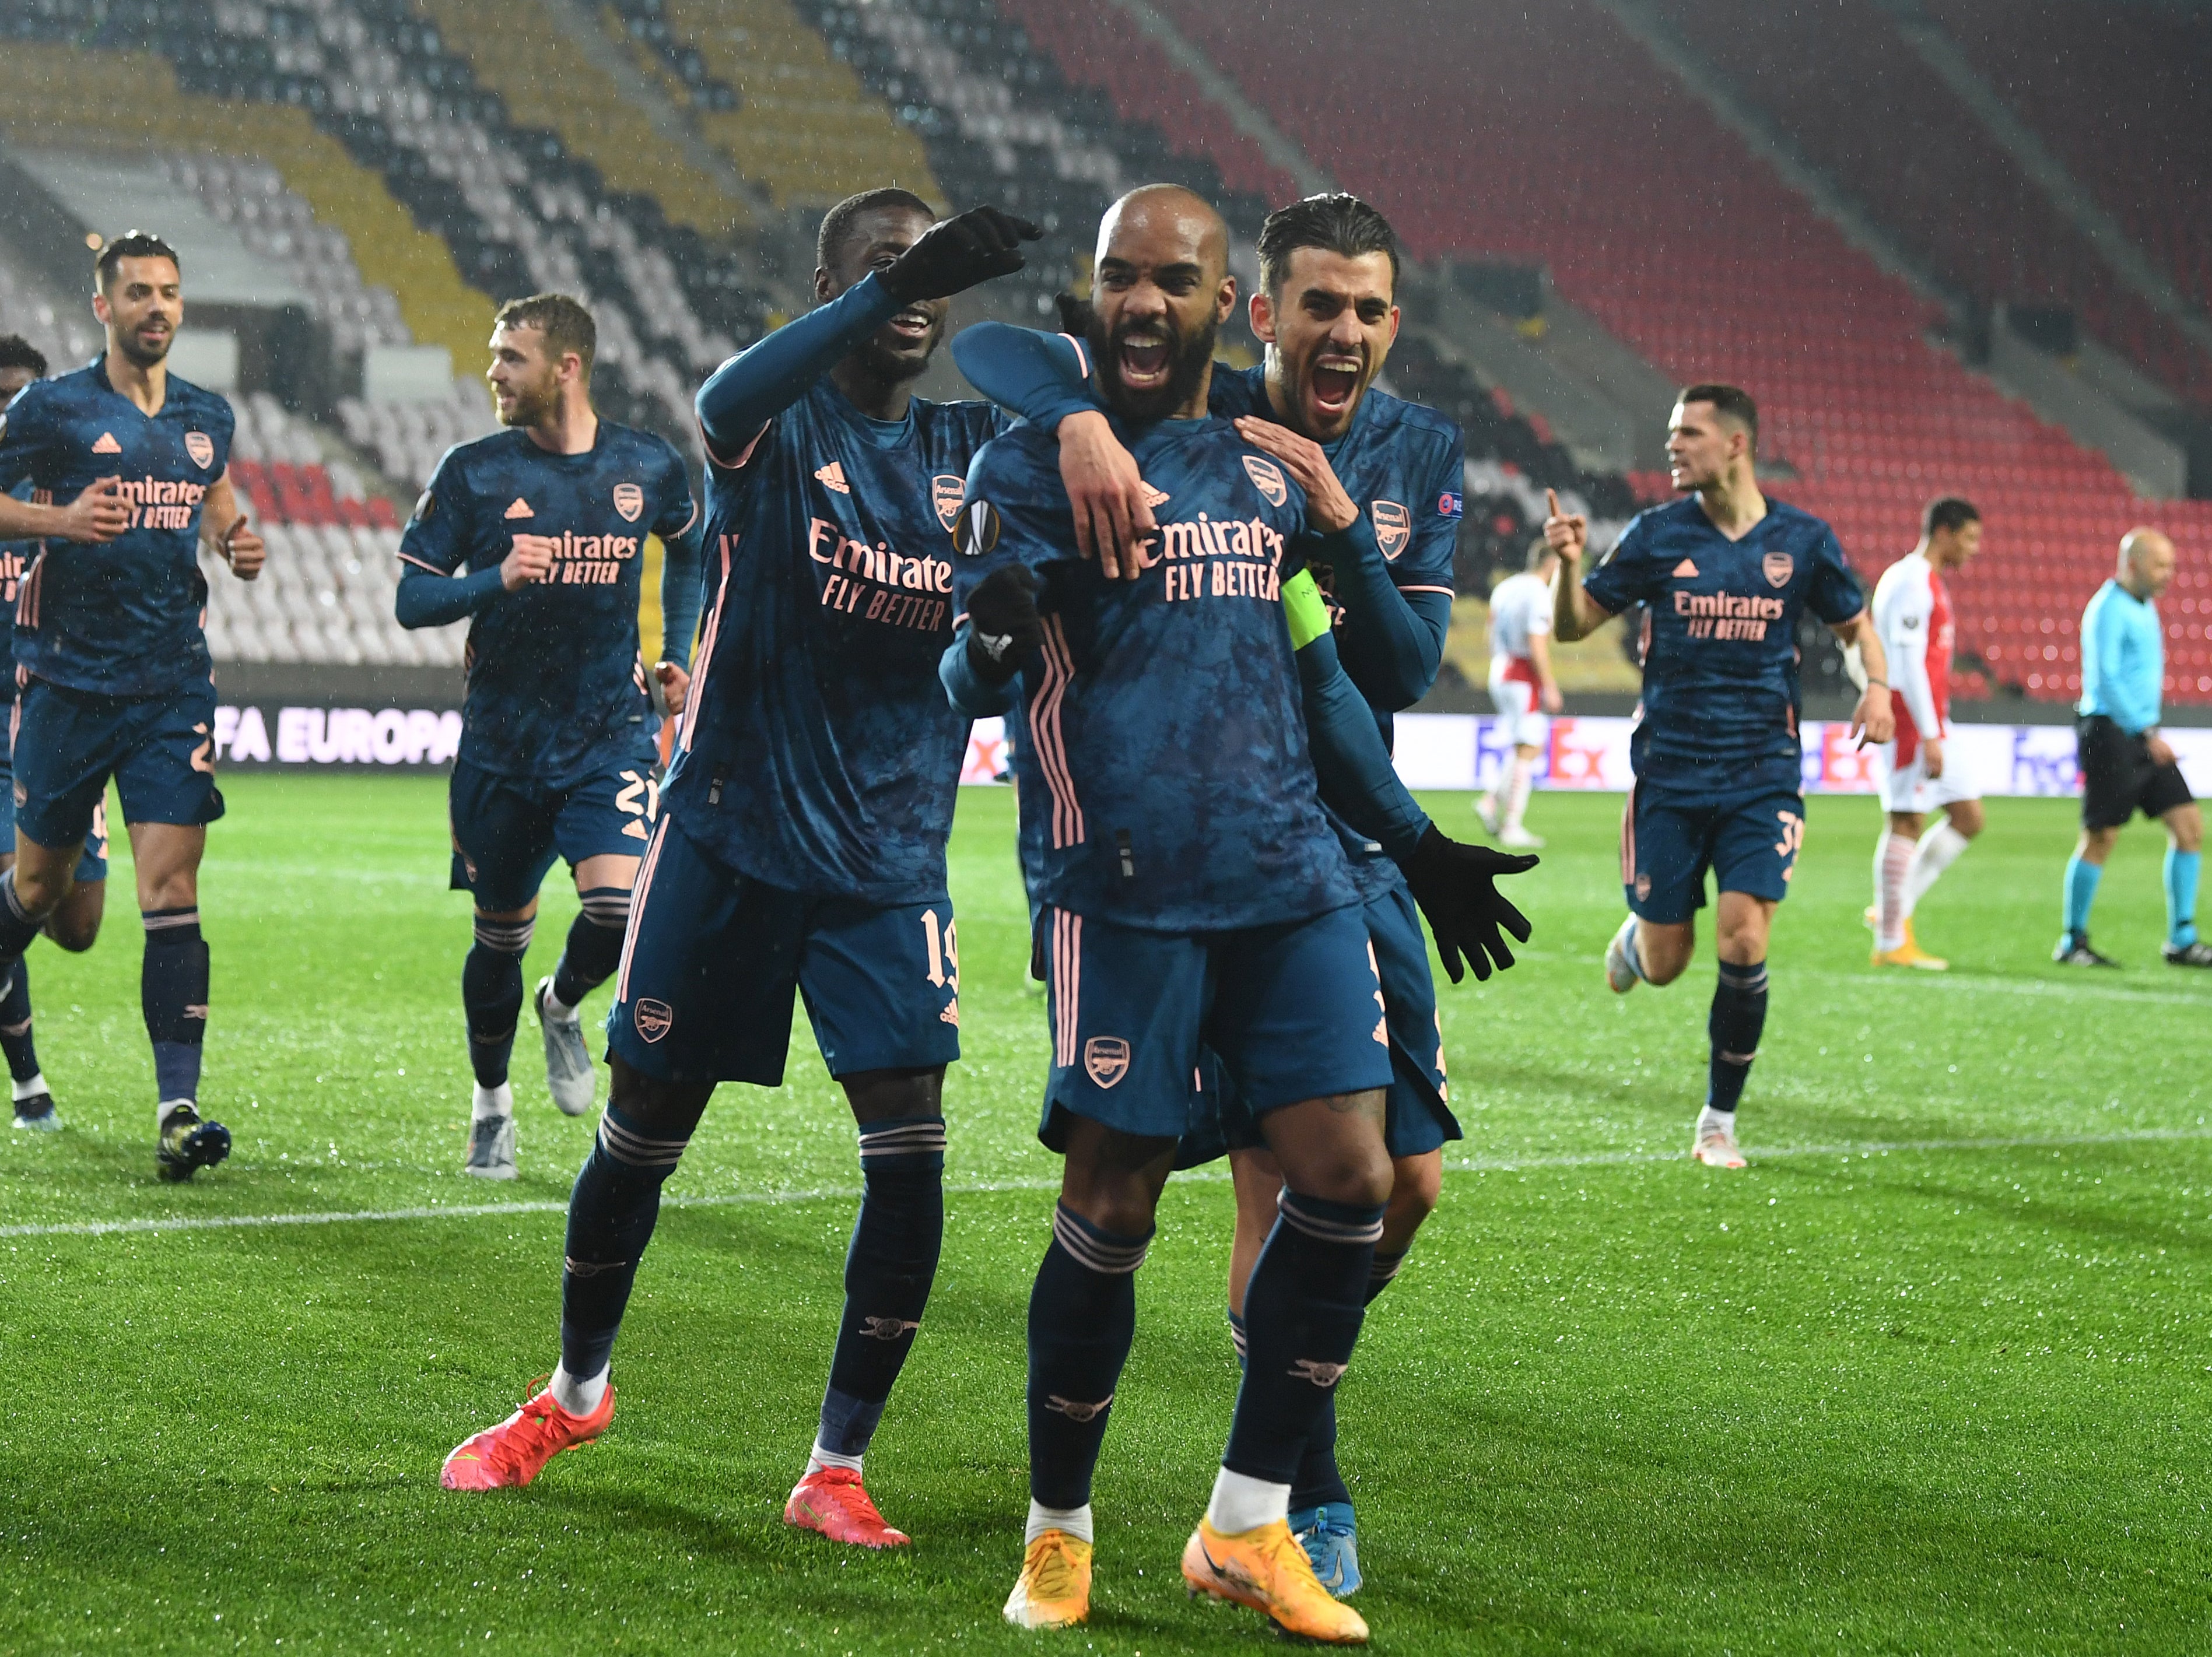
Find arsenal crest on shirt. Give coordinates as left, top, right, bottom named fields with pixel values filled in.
left=1763, top=551, right=1794, bottom=588
left=1371, top=498, right=1410, bottom=559
left=1242, top=454, right=1287, bottom=506
left=611, top=482, right=644, bottom=522
left=184, top=431, right=214, bottom=469
left=933, top=473, right=965, bottom=533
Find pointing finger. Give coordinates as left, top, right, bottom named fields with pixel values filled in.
left=1546, top=488, right=1561, bottom=518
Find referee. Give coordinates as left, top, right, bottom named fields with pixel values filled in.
left=2056, top=528, right=2210, bottom=967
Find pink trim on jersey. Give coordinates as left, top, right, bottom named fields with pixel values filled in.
left=671, top=496, right=700, bottom=538
left=395, top=550, right=447, bottom=575
left=1055, top=333, right=1091, bottom=381
left=1396, top=584, right=1454, bottom=595
left=16, top=551, right=41, bottom=630
left=1619, top=781, right=1636, bottom=887
left=1029, top=614, right=1085, bottom=848
left=615, top=816, right=670, bottom=1005
left=699, top=415, right=771, bottom=473
left=678, top=533, right=739, bottom=756
left=1051, top=907, right=1082, bottom=1068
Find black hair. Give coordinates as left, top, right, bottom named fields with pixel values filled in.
left=1923, top=495, right=1981, bottom=536
left=0, top=335, right=47, bottom=378
left=493, top=292, right=596, bottom=378
left=816, top=188, right=937, bottom=272
left=1256, top=193, right=1400, bottom=297
left=94, top=230, right=181, bottom=292
left=1677, top=382, right=1758, bottom=454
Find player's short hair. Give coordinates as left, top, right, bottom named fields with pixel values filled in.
left=1923, top=496, right=1980, bottom=536
left=1677, top=382, right=1758, bottom=453
left=1256, top=193, right=1401, bottom=297
left=0, top=335, right=47, bottom=378
left=817, top=188, right=937, bottom=272
left=94, top=230, right=181, bottom=292
left=493, top=292, right=596, bottom=380
left=1527, top=535, right=1558, bottom=571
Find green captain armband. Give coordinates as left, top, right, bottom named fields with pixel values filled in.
left=1283, top=568, right=1331, bottom=651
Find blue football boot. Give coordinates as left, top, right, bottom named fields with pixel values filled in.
left=1287, top=1501, right=1362, bottom=1598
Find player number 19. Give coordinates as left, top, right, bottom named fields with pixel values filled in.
left=920, top=908, right=960, bottom=992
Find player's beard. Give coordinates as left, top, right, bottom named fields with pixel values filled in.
left=114, top=321, right=173, bottom=370
left=1089, top=305, right=1216, bottom=424
left=497, top=373, right=559, bottom=429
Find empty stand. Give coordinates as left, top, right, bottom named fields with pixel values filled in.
left=1153, top=0, right=2212, bottom=702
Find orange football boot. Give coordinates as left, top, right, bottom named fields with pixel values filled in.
left=440, top=1379, right=614, bottom=1490
left=1182, top=1516, right=1369, bottom=1644
left=784, top=1466, right=911, bottom=1547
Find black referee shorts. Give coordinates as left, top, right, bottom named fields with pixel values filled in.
left=2077, top=714, right=2193, bottom=830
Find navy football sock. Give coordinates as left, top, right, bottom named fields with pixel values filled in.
left=1707, top=959, right=1769, bottom=1114
left=816, top=1116, right=947, bottom=1460
left=1224, top=1191, right=1383, bottom=1486
left=463, top=914, right=533, bottom=1089
left=141, top=908, right=208, bottom=1106
left=1028, top=1203, right=1149, bottom=1509
left=1227, top=1307, right=1247, bottom=1369
left=551, top=887, right=628, bottom=1010
left=1286, top=1247, right=1408, bottom=1514
left=559, top=1104, right=690, bottom=1383
left=0, top=960, right=39, bottom=1084
left=0, top=869, right=45, bottom=967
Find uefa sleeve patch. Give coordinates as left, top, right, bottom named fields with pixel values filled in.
left=958, top=499, right=1001, bottom=557
left=409, top=489, right=436, bottom=524
left=1436, top=490, right=1464, bottom=519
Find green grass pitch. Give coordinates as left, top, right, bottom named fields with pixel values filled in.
left=4, top=774, right=2211, bottom=1654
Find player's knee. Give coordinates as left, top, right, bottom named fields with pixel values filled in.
left=606, top=1056, right=713, bottom=1143
left=841, top=1065, right=944, bottom=1125
left=1386, top=1154, right=1442, bottom=1233
left=2169, top=807, right=2203, bottom=853
left=44, top=910, right=100, bottom=953
left=12, top=862, right=71, bottom=920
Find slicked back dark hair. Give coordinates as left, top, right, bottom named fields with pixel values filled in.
left=1923, top=495, right=1980, bottom=536
left=1257, top=193, right=1401, bottom=297
left=0, top=335, right=47, bottom=377
left=817, top=188, right=937, bottom=273
left=1677, top=382, right=1758, bottom=454
left=95, top=230, right=181, bottom=293
left=493, top=292, right=596, bottom=380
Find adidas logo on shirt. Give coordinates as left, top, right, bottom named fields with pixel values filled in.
left=1140, top=480, right=1170, bottom=508
left=503, top=497, right=534, bottom=519
left=92, top=431, right=122, bottom=454
left=1672, top=558, right=1699, bottom=577
left=814, top=461, right=850, bottom=494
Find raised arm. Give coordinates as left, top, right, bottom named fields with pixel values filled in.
left=1544, top=488, right=1615, bottom=642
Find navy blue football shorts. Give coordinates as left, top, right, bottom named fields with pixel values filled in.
left=1621, top=781, right=1806, bottom=924
left=605, top=816, right=962, bottom=1086
left=0, top=753, right=108, bottom=883
left=1037, top=902, right=1394, bottom=1152
left=11, top=675, right=223, bottom=852
left=448, top=754, right=659, bottom=913
left=1177, top=882, right=1457, bottom=1167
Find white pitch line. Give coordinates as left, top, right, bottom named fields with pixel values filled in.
left=6, top=1128, right=2207, bottom=1241
left=1796, top=968, right=2212, bottom=1010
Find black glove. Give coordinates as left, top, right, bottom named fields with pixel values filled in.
left=965, top=564, right=1044, bottom=684
left=881, top=206, right=1043, bottom=304
left=1402, top=825, right=1537, bottom=984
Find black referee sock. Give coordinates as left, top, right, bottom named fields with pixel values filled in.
left=1225, top=1191, right=1383, bottom=1485
left=0, top=960, right=40, bottom=1085
left=1028, top=1203, right=1149, bottom=1510
left=559, top=1104, right=690, bottom=1385
left=816, top=1116, right=947, bottom=1461
left=1286, top=1247, right=1406, bottom=1514
left=1707, top=959, right=1768, bottom=1114
left=141, top=908, right=208, bottom=1107
left=463, top=914, right=532, bottom=1089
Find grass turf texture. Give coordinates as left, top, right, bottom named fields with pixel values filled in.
left=5, top=775, right=2211, bottom=1654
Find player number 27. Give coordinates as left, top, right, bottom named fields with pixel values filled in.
left=920, top=908, right=960, bottom=992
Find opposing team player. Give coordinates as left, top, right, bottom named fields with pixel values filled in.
left=952, top=183, right=1422, bottom=1647
left=2057, top=528, right=2209, bottom=967
left=395, top=294, right=701, bottom=1176
left=0, top=233, right=263, bottom=1178
left=1866, top=497, right=1982, bottom=970
left=0, top=335, right=114, bottom=1131
left=948, top=194, right=1494, bottom=1599
left=440, top=196, right=1040, bottom=1547
left=1548, top=385, right=1892, bottom=1168
left=1478, top=538, right=1562, bottom=849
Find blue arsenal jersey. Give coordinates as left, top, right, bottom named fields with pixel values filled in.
left=1583, top=495, right=1864, bottom=795
left=399, top=422, right=695, bottom=787
left=956, top=415, right=1359, bottom=932
left=0, top=359, right=233, bottom=696
left=666, top=375, right=1005, bottom=904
